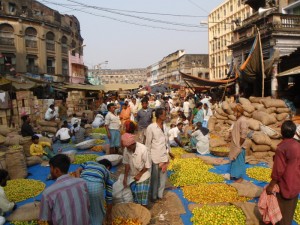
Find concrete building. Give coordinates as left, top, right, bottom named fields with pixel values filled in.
left=208, top=0, right=252, bottom=80
left=0, top=0, right=85, bottom=83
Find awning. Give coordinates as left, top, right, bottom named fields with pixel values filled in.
left=103, top=83, right=140, bottom=92
left=180, top=72, right=237, bottom=87
left=64, top=84, right=104, bottom=91
left=277, top=66, right=300, bottom=77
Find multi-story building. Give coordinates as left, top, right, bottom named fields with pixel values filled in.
left=0, top=0, right=85, bottom=83
left=208, top=0, right=252, bottom=80
left=90, top=68, right=147, bottom=85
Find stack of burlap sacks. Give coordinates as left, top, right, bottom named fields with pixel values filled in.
left=208, top=97, right=290, bottom=166
left=0, top=125, right=52, bottom=179
left=37, top=120, right=60, bottom=134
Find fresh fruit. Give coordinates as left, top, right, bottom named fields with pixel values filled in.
left=246, top=167, right=272, bottom=183
left=73, top=154, right=98, bottom=164
left=94, top=139, right=105, bottom=145
left=294, top=200, right=300, bottom=224
left=170, top=147, right=186, bottom=159
left=91, top=146, right=104, bottom=152
left=91, top=128, right=107, bottom=134
left=211, top=146, right=230, bottom=152
left=112, top=217, right=142, bottom=225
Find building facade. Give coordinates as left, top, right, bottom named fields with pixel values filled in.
left=0, top=0, right=84, bottom=83
left=208, top=0, right=252, bottom=80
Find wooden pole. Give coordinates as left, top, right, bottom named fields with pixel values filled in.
left=257, top=28, right=265, bottom=97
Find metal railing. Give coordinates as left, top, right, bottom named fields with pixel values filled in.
left=46, top=43, right=55, bottom=51
left=47, top=66, right=55, bottom=74
left=25, top=40, right=37, bottom=48
left=62, top=69, right=68, bottom=76
left=27, top=65, right=39, bottom=74
left=0, top=37, right=14, bottom=46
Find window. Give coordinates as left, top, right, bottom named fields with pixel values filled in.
left=71, top=40, right=76, bottom=56
left=26, top=55, right=38, bottom=74
left=25, top=27, right=37, bottom=48
left=9, top=3, right=16, bottom=13
left=46, top=32, right=55, bottom=51
left=62, top=60, right=68, bottom=76
left=224, top=10, right=226, bottom=16
left=47, top=58, right=55, bottom=74
left=0, top=24, right=14, bottom=46
left=230, top=5, right=233, bottom=12
left=61, top=36, right=68, bottom=54
left=21, top=6, right=27, bottom=14
left=0, top=53, right=16, bottom=74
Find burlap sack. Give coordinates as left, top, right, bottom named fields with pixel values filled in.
left=259, top=107, right=276, bottom=114
left=252, top=111, right=277, bottom=126
left=214, top=124, right=222, bottom=132
left=228, top=115, right=236, bottom=121
left=239, top=97, right=252, bottom=105
left=262, top=99, right=286, bottom=108
left=243, top=111, right=252, bottom=117
left=0, top=134, right=5, bottom=144
left=270, top=139, right=282, bottom=151
left=197, top=155, right=230, bottom=165
left=251, top=143, right=271, bottom=152
left=207, top=117, right=216, bottom=131
left=247, top=118, right=261, bottom=131
left=40, top=126, right=57, bottom=133
left=209, top=138, right=227, bottom=148
left=252, top=151, right=273, bottom=159
left=181, top=153, right=197, bottom=159
left=7, top=202, right=40, bottom=221
left=4, top=134, right=22, bottom=146
left=222, top=101, right=233, bottom=115
left=232, top=202, right=263, bottom=225
left=226, top=120, right=234, bottom=125
left=0, top=152, right=6, bottom=170
left=0, top=125, right=15, bottom=136
left=22, top=139, right=32, bottom=157
left=276, top=107, right=290, bottom=113
left=6, top=146, right=28, bottom=179
left=252, top=103, right=264, bottom=110
left=249, top=96, right=271, bottom=104
left=229, top=102, right=237, bottom=109
left=38, top=120, right=58, bottom=127
left=252, top=132, right=271, bottom=146
left=216, top=108, right=228, bottom=117
left=246, top=155, right=259, bottom=164
left=242, top=104, right=255, bottom=113
left=39, top=136, right=53, bottom=144
left=215, top=112, right=227, bottom=120
left=230, top=181, right=263, bottom=198
left=276, top=113, right=289, bottom=121
left=26, top=156, right=43, bottom=166
left=112, top=203, right=151, bottom=225
left=244, top=139, right=253, bottom=154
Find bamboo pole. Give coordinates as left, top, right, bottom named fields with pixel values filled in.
left=257, top=27, right=265, bottom=97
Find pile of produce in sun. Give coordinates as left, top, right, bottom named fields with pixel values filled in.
left=211, top=146, right=230, bottom=152
left=91, top=146, right=103, bottom=152
left=73, top=154, right=98, bottom=164
left=94, top=139, right=105, bottom=145
left=4, top=179, right=45, bottom=202
left=294, top=200, right=300, bottom=224
left=246, top=167, right=272, bottom=183
left=11, top=221, right=39, bottom=225
left=171, top=147, right=187, bottom=159
left=112, top=217, right=142, bottom=225
left=91, top=127, right=107, bottom=134
left=191, top=205, right=246, bottom=225
left=182, top=183, right=249, bottom=204
left=168, top=158, right=223, bottom=186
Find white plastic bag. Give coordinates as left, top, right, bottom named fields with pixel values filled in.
left=112, top=174, right=134, bottom=204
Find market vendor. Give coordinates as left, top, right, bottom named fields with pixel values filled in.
left=188, top=122, right=210, bottom=155
left=0, top=169, right=15, bottom=225
left=105, top=103, right=121, bottom=154
left=92, top=114, right=105, bottom=128
left=122, top=132, right=151, bottom=206
left=44, top=104, right=57, bottom=121
left=21, top=115, right=35, bottom=137
left=55, top=122, right=71, bottom=143
left=168, top=122, right=184, bottom=147
left=30, top=135, right=55, bottom=160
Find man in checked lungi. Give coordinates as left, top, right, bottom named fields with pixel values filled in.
left=121, top=131, right=151, bottom=206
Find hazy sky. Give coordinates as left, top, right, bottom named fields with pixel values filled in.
left=41, top=0, right=224, bottom=69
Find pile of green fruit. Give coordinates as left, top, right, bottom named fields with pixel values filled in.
left=73, top=154, right=98, bottom=164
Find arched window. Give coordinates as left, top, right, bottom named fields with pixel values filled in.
left=46, top=31, right=55, bottom=51
left=25, top=27, right=37, bottom=48
left=71, top=40, right=76, bottom=56
left=61, top=36, right=68, bottom=54
left=0, top=24, right=14, bottom=46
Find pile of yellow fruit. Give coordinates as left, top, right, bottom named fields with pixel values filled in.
left=91, top=146, right=103, bottom=152
left=182, top=183, right=249, bottom=204
left=91, top=127, right=107, bottom=134
left=191, top=205, right=246, bottom=225
left=246, top=167, right=272, bottom=183
left=112, top=217, right=142, bottom=225
left=11, top=221, right=39, bottom=225
left=170, top=147, right=186, bottom=159
left=294, top=200, right=300, bottom=224
left=73, top=154, right=98, bottom=164
left=168, top=158, right=223, bottom=186
left=4, top=179, right=45, bottom=202
left=211, top=146, right=230, bottom=152
left=94, top=139, right=105, bottom=145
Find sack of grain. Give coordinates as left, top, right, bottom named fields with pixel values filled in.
left=40, top=126, right=57, bottom=134
left=270, top=139, right=282, bottom=151
left=4, top=134, right=22, bottom=146
left=252, top=111, right=277, bottom=126
left=230, top=181, right=263, bottom=198
left=262, top=99, right=286, bottom=108
left=214, top=124, right=222, bottom=132
left=242, top=104, right=255, bottom=113
left=243, top=111, right=252, bottom=117
left=251, top=143, right=271, bottom=152
left=209, top=138, right=227, bottom=148
left=247, top=118, right=261, bottom=131
left=214, top=112, right=227, bottom=120
left=38, top=120, right=58, bottom=127
left=39, top=136, right=53, bottom=144
left=26, top=156, right=43, bottom=166
left=208, top=117, right=217, bottom=131
left=216, top=108, right=228, bottom=117
left=226, top=120, right=234, bottom=125
left=0, top=134, right=5, bottom=144
left=6, top=202, right=40, bottom=222
left=222, top=101, right=233, bottom=115
left=6, top=146, right=28, bottom=179
left=252, top=103, right=264, bottom=110
left=22, top=139, right=32, bottom=157
left=249, top=96, right=264, bottom=103
left=0, top=152, right=6, bottom=170
left=197, top=155, right=230, bottom=165
left=239, top=97, right=251, bottom=105
left=252, top=151, right=271, bottom=159
left=276, top=107, right=290, bottom=113
left=252, top=132, right=271, bottom=146
left=0, top=125, right=16, bottom=136
left=276, top=113, right=289, bottom=121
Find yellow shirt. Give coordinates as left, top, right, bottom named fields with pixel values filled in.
left=30, top=142, right=51, bottom=156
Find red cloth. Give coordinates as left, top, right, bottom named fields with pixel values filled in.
left=121, top=133, right=136, bottom=147
left=258, top=184, right=282, bottom=225
left=271, top=138, right=300, bottom=199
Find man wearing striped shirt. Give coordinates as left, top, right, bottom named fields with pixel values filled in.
left=39, top=154, right=90, bottom=225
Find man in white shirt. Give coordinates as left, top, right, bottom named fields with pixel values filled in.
left=293, top=124, right=300, bottom=142
left=121, top=133, right=151, bottom=206
left=154, top=97, right=161, bottom=109
left=203, top=103, right=213, bottom=128
left=92, top=114, right=105, bottom=128
left=200, top=95, right=211, bottom=108
left=168, top=122, right=184, bottom=147
left=183, top=97, right=190, bottom=118
left=56, top=123, right=71, bottom=143
left=105, top=103, right=121, bottom=154
left=45, top=104, right=57, bottom=121
left=129, top=98, right=139, bottom=121
left=145, top=108, right=173, bottom=202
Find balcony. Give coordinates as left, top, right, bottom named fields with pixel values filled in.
left=47, top=67, right=55, bottom=74
left=46, top=43, right=55, bottom=51
left=25, top=40, right=37, bottom=48
left=62, top=69, right=68, bottom=76
left=0, top=37, right=14, bottom=46
left=27, top=65, right=39, bottom=74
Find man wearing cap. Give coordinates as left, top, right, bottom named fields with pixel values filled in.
left=229, top=104, right=248, bottom=183
left=121, top=132, right=151, bottom=206
left=105, top=103, right=121, bottom=154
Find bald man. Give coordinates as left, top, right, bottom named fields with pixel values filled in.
left=228, top=104, right=249, bottom=183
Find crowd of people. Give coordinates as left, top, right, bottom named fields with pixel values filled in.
left=0, top=88, right=299, bottom=225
